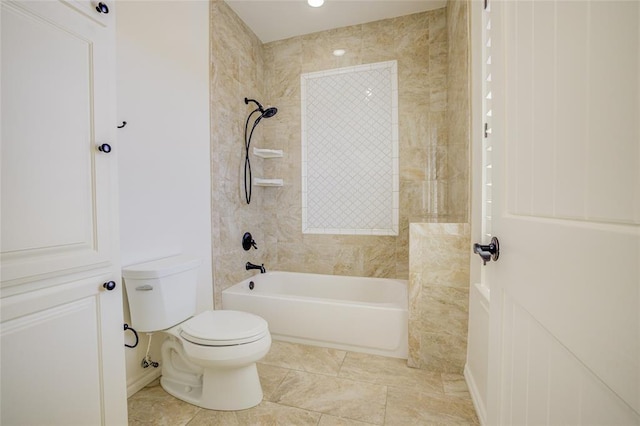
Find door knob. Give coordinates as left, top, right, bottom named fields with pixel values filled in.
left=473, top=237, right=500, bottom=265
left=97, top=143, right=112, bottom=153
left=96, top=2, right=109, bottom=14
left=103, top=280, right=116, bottom=291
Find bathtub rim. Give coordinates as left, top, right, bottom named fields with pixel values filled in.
left=223, top=270, right=408, bottom=309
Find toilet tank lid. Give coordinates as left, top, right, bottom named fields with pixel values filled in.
left=122, top=255, right=201, bottom=279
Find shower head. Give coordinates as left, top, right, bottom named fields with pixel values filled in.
left=261, top=107, right=278, bottom=118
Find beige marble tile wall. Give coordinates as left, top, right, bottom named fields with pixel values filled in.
left=405, top=1, right=472, bottom=373
left=408, top=223, right=471, bottom=372
left=259, top=9, right=452, bottom=279
left=446, top=0, right=471, bottom=222
left=210, top=0, right=275, bottom=307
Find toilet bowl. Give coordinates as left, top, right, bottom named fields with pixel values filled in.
left=122, top=255, right=272, bottom=410
left=160, top=310, right=271, bottom=410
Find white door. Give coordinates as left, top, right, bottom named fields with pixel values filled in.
left=0, top=0, right=127, bottom=424
left=483, top=0, right=639, bottom=424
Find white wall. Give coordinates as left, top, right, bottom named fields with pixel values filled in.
left=116, top=1, right=211, bottom=395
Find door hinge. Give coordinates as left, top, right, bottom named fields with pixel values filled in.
left=484, top=122, right=492, bottom=138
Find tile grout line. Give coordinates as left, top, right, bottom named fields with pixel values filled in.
left=382, top=384, right=389, bottom=425
left=184, top=407, right=204, bottom=426
left=265, top=367, right=294, bottom=403
left=336, top=349, right=350, bottom=375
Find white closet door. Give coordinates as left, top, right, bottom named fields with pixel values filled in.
left=1, top=1, right=127, bottom=424
left=1, top=0, right=117, bottom=294
left=1, top=273, right=127, bottom=425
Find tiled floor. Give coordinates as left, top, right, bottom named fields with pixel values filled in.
left=128, top=341, right=479, bottom=425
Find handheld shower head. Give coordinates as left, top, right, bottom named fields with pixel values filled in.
left=243, top=97, right=279, bottom=204
left=261, top=107, right=278, bottom=118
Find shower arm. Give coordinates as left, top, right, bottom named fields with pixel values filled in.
left=245, top=97, right=264, bottom=113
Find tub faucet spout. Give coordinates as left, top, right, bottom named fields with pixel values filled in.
left=246, top=262, right=266, bottom=274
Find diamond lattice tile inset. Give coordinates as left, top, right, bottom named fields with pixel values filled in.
left=301, top=62, right=398, bottom=235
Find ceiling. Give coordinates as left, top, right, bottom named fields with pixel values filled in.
left=224, top=0, right=448, bottom=44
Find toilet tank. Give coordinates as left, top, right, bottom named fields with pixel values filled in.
left=122, top=255, right=202, bottom=332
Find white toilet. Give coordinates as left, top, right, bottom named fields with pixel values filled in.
left=122, top=255, right=271, bottom=411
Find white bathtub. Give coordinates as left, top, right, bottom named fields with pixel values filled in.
left=221, top=271, right=408, bottom=358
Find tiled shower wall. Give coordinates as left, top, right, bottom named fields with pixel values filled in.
left=210, top=0, right=471, bottom=372
left=408, top=0, right=471, bottom=372
left=446, top=0, right=471, bottom=222
left=210, top=0, right=276, bottom=307
left=259, top=9, right=452, bottom=279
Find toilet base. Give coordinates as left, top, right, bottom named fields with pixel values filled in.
left=159, top=333, right=270, bottom=411
left=203, top=364, right=263, bottom=410
left=161, top=363, right=263, bottom=411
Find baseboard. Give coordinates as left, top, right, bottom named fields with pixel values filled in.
left=464, top=363, right=487, bottom=426
left=127, top=368, right=162, bottom=398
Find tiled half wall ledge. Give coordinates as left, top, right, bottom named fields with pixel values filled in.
left=408, top=223, right=471, bottom=372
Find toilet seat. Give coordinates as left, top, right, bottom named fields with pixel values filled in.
left=180, top=310, right=269, bottom=346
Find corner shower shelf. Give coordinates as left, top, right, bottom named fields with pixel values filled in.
left=254, top=178, right=283, bottom=187
left=253, top=148, right=283, bottom=158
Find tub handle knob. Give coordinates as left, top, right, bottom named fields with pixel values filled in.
left=473, top=237, right=500, bottom=266
left=242, top=232, right=258, bottom=250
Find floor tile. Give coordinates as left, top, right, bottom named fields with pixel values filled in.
left=185, top=409, right=239, bottom=426
left=257, top=363, right=289, bottom=401
left=318, top=414, right=378, bottom=425
left=260, top=340, right=347, bottom=376
left=385, top=385, right=479, bottom=425
left=338, top=351, right=444, bottom=394
left=128, top=381, right=201, bottom=426
left=186, top=400, right=320, bottom=426
left=128, top=341, right=481, bottom=426
left=271, top=370, right=387, bottom=425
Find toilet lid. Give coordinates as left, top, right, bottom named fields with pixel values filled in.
left=180, top=310, right=269, bottom=346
